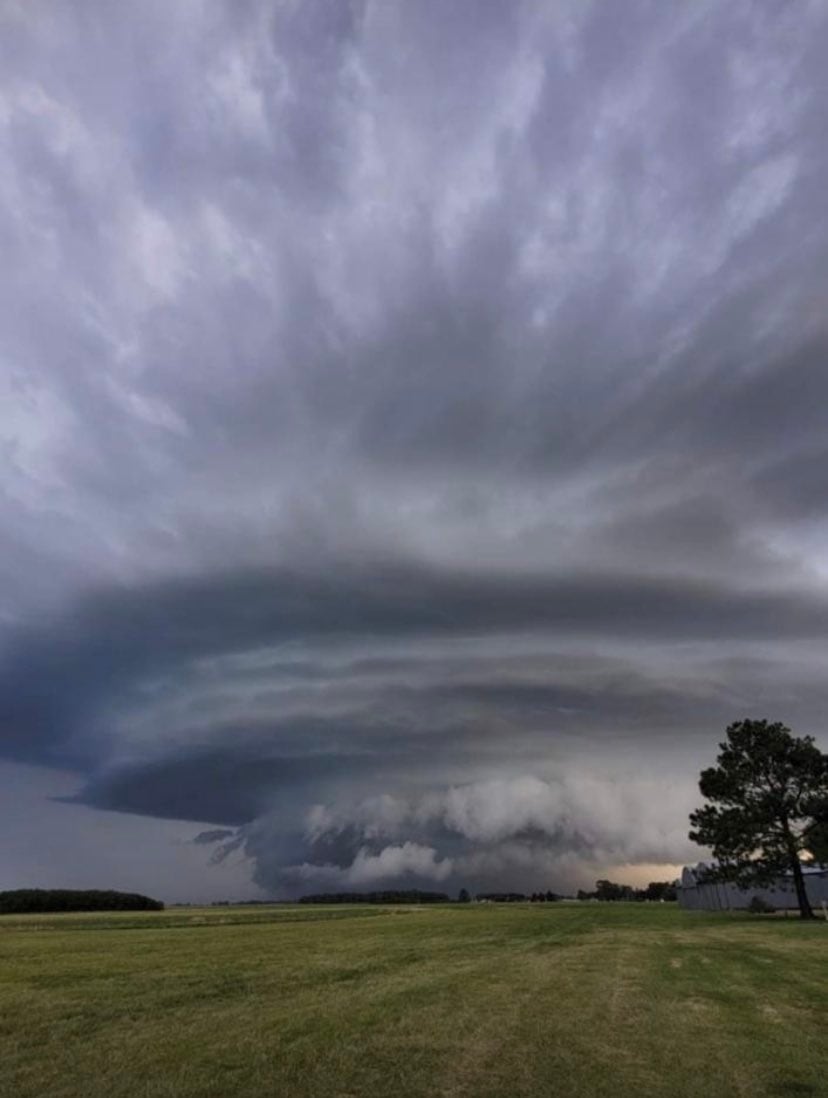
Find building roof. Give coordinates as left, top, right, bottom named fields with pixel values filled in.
left=680, top=861, right=827, bottom=887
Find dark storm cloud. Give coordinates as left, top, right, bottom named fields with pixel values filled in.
left=192, top=829, right=235, bottom=846
left=2, top=1, right=828, bottom=895
left=69, top=746, right=352, bottom=826
left=5, top=558, right=828, bottom=767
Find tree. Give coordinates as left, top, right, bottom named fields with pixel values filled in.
left=0, top=889, right=163, bottom=914
left=642, top=880, right=677, bottom=902
left=689, top=719, right=828, bottom=919
left=594, top=879, right=635, bottom=902
left=457, top=888, right=471, bottom=903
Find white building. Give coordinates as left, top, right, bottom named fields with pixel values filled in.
left=678, top=862, right=828, bottom=911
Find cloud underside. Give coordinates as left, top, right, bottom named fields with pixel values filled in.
left=2, top=1, right=828, bottom=893
left=8, top=558, right=828, bottom=891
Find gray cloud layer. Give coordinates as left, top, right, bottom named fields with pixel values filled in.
left=2, top=1, right=828, bottom=896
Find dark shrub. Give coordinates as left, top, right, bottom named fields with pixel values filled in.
left=748, top=895, right=775, bottom=914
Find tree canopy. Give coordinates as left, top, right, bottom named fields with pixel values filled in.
left=576, top=880, right=676, bottom=902
left=689, top=719, right=828, bottom=919
left=298, top=890, right=449, bottom=904
left=0, top=889, right=163, bottom=914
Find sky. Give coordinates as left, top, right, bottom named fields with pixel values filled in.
left=2, top=1, right=828, bottom=902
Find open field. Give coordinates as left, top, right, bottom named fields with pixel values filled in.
left=1, top=903, right=826, bottom=1098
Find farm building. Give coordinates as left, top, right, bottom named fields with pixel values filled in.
left=678, top=862, right=828, bottom=911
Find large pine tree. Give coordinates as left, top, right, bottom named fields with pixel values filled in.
left=689, top=719, right=828, bottom=919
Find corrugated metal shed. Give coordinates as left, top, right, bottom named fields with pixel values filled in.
left=678, top=862, right=828, bottom=910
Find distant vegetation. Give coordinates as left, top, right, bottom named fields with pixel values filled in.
left=298, top=889, right=450, bottom=904
left=476, top=892, right=544, bottom=903
left=298, top=884, right=677, bottom=905
left=0, top=889, right=164, bottom=914
left=576, top=880, right=677, bottom=902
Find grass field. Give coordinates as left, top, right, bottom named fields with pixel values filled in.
left=1, top=902, right=826, bottom=1098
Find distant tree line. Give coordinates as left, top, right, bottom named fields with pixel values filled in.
left=298, top=890, right=450, bottom=904
left=0, top=889, right=164, bottom=914
left=475, top=891, right=561, bottom=902
left=576, top=879, right=677, bottom=902
left=296, top=883, right=677, bottom=906
left=475, top=892, right=528, bottom=902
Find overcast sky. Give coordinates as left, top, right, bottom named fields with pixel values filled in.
left=2, top=1, right=828, bottom=902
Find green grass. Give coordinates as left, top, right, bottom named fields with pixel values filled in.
left=1, top=903, right=826, bottom=1098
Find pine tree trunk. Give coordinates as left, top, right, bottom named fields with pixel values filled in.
left=790, top=856, right=814, bottom=919
left=780, top=814, right=814, bottom=919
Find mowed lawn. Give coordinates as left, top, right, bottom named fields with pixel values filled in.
left=1, top=903, right=826, bottom=1098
